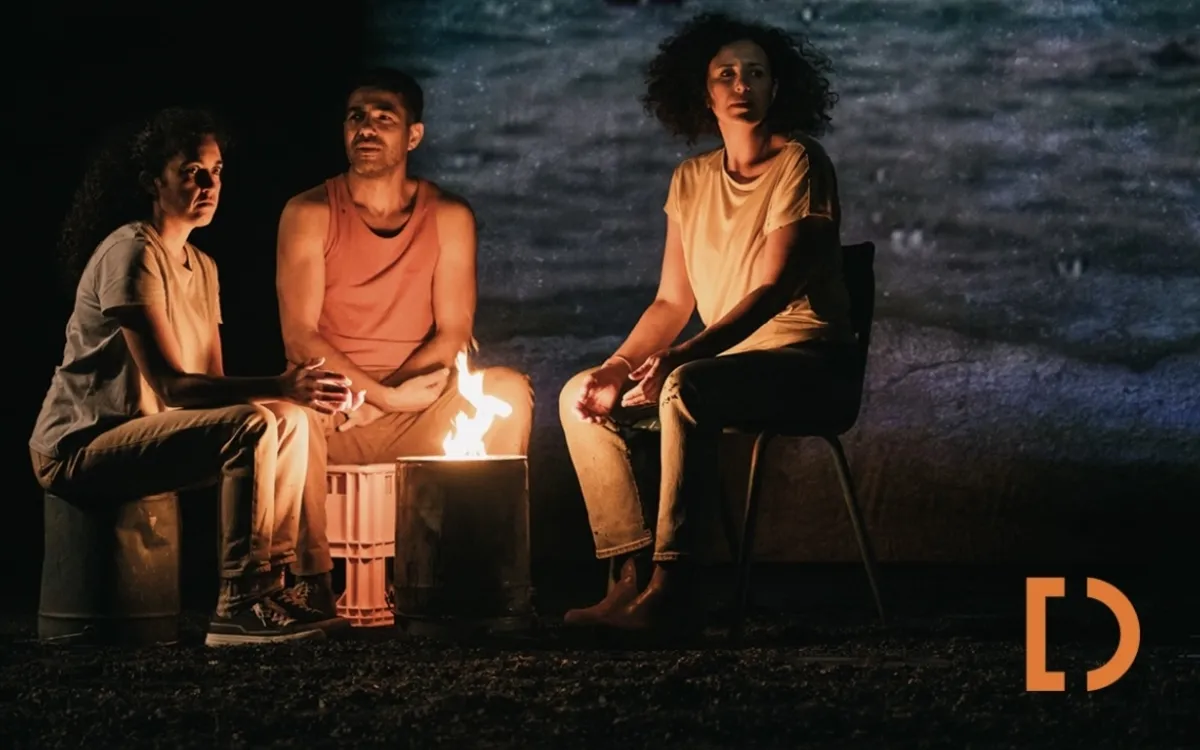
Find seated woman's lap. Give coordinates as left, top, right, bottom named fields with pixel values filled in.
left=664, top=342, right=861, bottom=431
left=34, top=404, right=278, bottom=504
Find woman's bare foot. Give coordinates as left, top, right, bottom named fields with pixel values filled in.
left=592, top=563, right=701, bottom=635
left=563, top=557, right=642, bottom=626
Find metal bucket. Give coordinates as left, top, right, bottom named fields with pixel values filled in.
left=392, top=455, right=533, bottom=636
left=38, top=491, right=181, bottom=646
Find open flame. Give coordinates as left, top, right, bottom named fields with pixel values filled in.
left=442, top=351, right=513, bottom=458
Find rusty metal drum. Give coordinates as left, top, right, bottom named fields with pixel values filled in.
left=38, top=491, right=181, bottom=646
left=392, top=455, right=533, bottom=635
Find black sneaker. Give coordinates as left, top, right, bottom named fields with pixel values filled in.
left=205, top=598, right=326, bottom=647
left=278, top=578, right=351, bottom=633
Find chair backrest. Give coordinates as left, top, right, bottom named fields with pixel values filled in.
left=840, top=241, right=876, bottom=360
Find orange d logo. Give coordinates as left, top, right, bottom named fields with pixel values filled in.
left=1025, top=577, right=1140, bottom=691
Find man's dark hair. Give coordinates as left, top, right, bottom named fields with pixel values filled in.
left=345, top=66, right=425, bottom=122
left=642, top=12, right=838, bottom=145
left=56, top=107, right=229, bottom=295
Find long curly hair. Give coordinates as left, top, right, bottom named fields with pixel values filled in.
left=641, top=13, right=838, bottom=145
left=56, top=107, right=230, bottom=295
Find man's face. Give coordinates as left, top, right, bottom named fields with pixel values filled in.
left=343, top=87, right=423, bottom=177
left=706, top=40, right=775, bottom=127
left=153, top=134, right=222, bottom=227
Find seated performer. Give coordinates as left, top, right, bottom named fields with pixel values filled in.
left=558, top=13, right=860, bottom=633
left=275, top=67, right=536, bottom=618
left=30, top=107, right=360, bottom=646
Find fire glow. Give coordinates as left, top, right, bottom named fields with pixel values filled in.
left=442, top=351, right=513, bottom=458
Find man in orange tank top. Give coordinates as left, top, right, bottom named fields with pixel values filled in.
left=274, top=67, right=535, bottom=619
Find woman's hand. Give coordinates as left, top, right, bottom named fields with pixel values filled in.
left=620, top=348, right=687, bottom=408
left=572, top=359, right=633, bottom=423
left=281, top=357, right=360, bottom=414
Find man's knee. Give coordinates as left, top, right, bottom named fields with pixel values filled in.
left=484, top=366, right=534, bottom=419
left=298, top=402, right=337, bottom=440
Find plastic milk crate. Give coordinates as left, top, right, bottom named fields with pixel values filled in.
left=325, top=464, right=397, bottom=627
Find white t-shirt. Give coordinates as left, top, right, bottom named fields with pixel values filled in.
left=664, top=136, right=854, bottom=354
left=30, top=222, right=222, bottom=458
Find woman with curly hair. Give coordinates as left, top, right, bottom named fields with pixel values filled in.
left=559, top=13, right=859, bottom=634
left=30, top=107, right=364, bottom=646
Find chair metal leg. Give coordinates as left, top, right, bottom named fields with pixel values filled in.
left=731, top=432, right=771, bottom=644
left=823, top=436, right=886, bottom=625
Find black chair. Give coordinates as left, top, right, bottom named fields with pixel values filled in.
left=627, top=241, right=885, bottom=641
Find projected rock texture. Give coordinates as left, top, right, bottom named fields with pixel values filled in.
left=369, top=0, right=1200, bottom=561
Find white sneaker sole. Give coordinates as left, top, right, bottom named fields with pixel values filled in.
left=204, top=628, right=326, bottom=647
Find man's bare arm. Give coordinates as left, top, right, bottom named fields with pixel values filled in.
left=276, top=190, right=395, bottom=410
left=381, top=192, right=477, bottom=385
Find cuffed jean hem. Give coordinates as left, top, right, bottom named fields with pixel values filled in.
left=652, top=551, right=687, bottom=563
left=595, top=534, right=654, bottom=559
left=219, top=560, right=275, bottom=579
left=257, top=578, right=285, bottom=597
left=218, top=571, right=286, bottom=614
left=269, top=553, right=298, bottom=569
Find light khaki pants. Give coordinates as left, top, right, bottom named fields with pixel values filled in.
left=32, top=402, right=310, bottom=598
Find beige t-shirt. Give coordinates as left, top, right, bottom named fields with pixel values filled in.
left=29, top=222, right=222, bottom=457
left=664, top=136, right=853, bottom=354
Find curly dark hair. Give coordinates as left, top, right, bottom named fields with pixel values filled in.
left=641, top=13, right=838, bottom=145
left=56, top=107, right=230, bottom=295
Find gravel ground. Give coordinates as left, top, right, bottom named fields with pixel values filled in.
left=3, top=571, right=1197, bottom=749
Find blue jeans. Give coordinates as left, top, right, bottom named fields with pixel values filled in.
left=558, top=342, right=861, bottom=562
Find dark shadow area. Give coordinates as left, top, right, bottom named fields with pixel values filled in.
left=2, top=564, right=1197, bottom=748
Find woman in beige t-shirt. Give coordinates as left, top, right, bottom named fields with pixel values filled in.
left=561, top=13, right=862, bottom=634
left=30, top=108, right=365, bottom=646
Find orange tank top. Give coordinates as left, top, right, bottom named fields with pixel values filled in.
left=318, top=174, right=439, bottom=371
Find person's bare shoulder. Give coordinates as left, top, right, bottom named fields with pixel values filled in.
left=282, top=183, right=331, bottom=218
left=279, top=183, right=333, bottom=245
left=425, top=180, right=476, bottom=230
